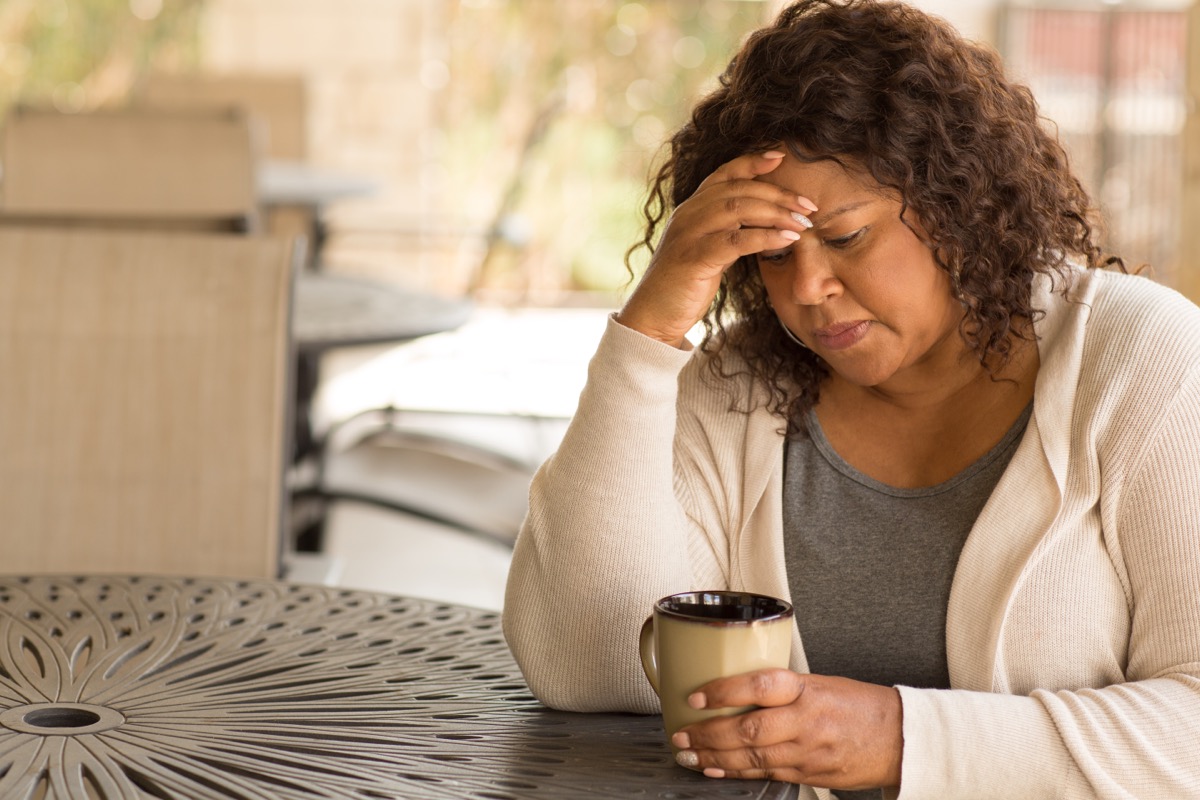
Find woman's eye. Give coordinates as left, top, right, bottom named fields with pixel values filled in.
left=826, top=228, right=867, bottom=248
left=756, top=247, right=791, bottom=264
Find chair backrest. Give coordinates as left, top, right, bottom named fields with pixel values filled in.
left=137, top=73, right=309, bottom=161
left=0, top=226, right=296, bottom=578
left=0, top=107, right=259, bottom=232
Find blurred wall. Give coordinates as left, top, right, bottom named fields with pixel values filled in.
left=766, top=0, right=1000, bottom=42
left=196, top=0, right=1197, bottom=303
left=913, top=0, right=998, bottom=42
left=197, top=0, right=1007, bottom=299
left=200, top=0, right=453, bottom=290
left=1182, top=0, right=1200, bottom=302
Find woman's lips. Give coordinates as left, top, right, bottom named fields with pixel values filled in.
left=813, top=320, right=871, bottom=350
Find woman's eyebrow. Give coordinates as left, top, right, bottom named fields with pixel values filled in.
left=812, top=200, right=875, bottom=226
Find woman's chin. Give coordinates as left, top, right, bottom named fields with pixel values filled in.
left=820, top=351, right=902, bottom=389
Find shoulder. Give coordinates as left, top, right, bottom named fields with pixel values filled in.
left=1047, top=268, right=1200, bottom=385
left=1084, top=267, right=1200, bottom=339
left=1039, top=269, right=1200, bottom=458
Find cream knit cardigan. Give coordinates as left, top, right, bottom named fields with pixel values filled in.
left=503, top=267, right=1200, bottom=799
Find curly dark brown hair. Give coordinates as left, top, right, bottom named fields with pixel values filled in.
left=630, top=0, right=1122, bottom=424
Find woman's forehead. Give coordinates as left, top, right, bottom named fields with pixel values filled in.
left=754, top=155, right=896, bottom=203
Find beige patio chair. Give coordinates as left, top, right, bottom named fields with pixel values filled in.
left=0, top=226, right=298, bottom=578
left=135, top=72, right=314, bottom=250
left=136, top=72, right=308, bottom=160
left=0, top=106, right=259, bottom=233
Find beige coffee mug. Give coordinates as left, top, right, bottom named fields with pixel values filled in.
left=639, top=590, right=793, bottom=747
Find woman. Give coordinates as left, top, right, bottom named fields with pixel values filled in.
left=503, top=1, right=1200, bottom=797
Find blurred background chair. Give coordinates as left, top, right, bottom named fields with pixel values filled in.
left=0, top=226, right=297, bottom=578
left=0, top=99, right=510, bottom=588
left=0, top=106, right=259, bottom=233
left=0, top=103, right=313, bottom=576
left=127, top=75, right=527, bottom=562
left=136, top=72, right=308, bottom=160
left=132, top=72, right=323, bottom=256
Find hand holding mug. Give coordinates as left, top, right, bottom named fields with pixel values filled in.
left=672, top=670, right=903, bottom=791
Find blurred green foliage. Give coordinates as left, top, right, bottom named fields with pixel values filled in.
left=442, top=0, right=775, bottom=300
left=0, top=0, right=203, bottom=116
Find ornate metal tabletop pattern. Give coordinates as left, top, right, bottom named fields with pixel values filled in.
left=0, top=576, right=795, bottom=800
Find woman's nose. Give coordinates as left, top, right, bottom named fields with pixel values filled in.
left=788, top=249, right=841, bottom=305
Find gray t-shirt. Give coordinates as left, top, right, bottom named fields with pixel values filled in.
left=783, top=403, right=1031, bottom=800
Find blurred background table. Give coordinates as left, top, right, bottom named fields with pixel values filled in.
left=258, top=160, right=382, bottom=207
left=0, top=575, right=797, bottom=800
left=292, top=271, right=471, bottom=353
left=258, top=160, right=382, bottom=262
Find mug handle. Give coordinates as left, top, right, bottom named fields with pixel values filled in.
left=638, top=615, right=659, bottom=695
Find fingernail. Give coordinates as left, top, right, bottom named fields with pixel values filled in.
left=687, top=692, right=707, bottom=709
left=672, top=731, right=690, bottom=749
left=798, top=196, right=818, bottom=212
left=763, top=150, right=785, bottom=159
left=791, top=212, right=813, bottom=229
left=704, top=767, right=726, bottom=779
left=779, top=230, right=801, bottom=242
left=675, top=750, right=700, bottom=769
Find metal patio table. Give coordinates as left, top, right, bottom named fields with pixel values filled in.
left=0, top=575, right=796, bottom=800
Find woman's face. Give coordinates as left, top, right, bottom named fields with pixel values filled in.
left=753, top=155, right=965, bottom=392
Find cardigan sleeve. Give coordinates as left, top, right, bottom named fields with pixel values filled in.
left=502, top=316, right=729, bottom=713
left=896, top=366, right=1200, bottom=799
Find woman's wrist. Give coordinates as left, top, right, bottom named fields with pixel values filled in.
left=613, top=306, right=691, bottom=349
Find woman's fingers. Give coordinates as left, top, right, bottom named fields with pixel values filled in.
left=661, top=180, right=814, bottom=273
left=695, top=149, right=817, bottom=213
left=678, top=190, right=811, bottom=241
left=615, top=149, right=816, bottom=346
left=685, top=741, right=824, bottom=782
left=701, top=767, right=809, bottom=783
left=687, top=668, right=805, bottom=711
left=686, top=743, right=883, bottom=791
left=681, top=226, right=800, bottom=272
left=658, top=150, right=817, bottom=271
left=674, top=697, right=804, bottom=753
left=694, top=149, right=787, bottom=192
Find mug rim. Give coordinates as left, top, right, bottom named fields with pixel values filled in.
left=654, top=590, right=793, bottom=625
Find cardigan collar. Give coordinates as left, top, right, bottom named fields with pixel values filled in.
left=946, top=268, right=1097, bottom=691
left=1029, top=267, right=1096, bottom=491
